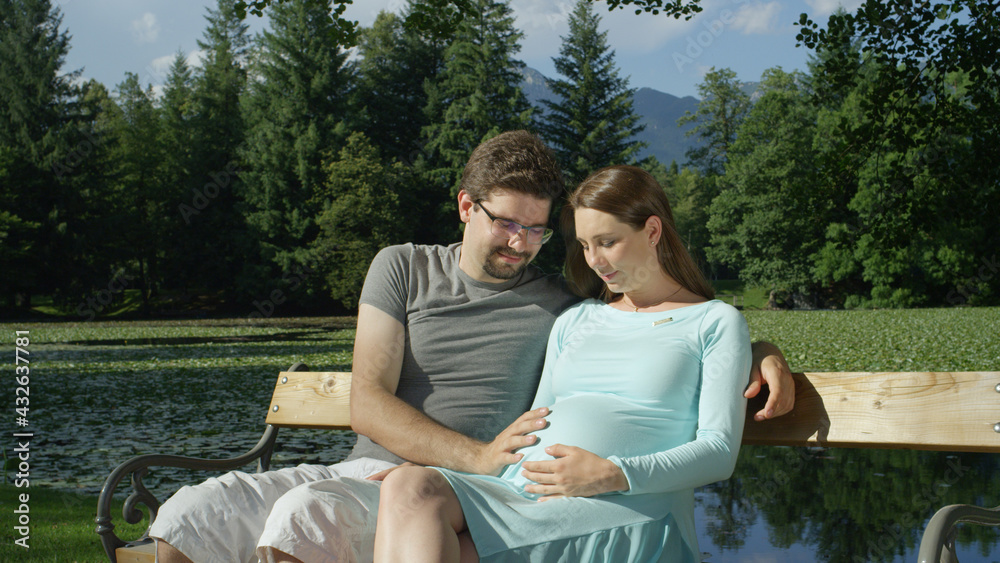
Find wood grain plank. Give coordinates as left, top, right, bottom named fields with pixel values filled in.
left=261, top=370, right=1000, bottom=452
left=116, top=541, right=155, bottom=563
left=743, top=372, right=1000, bottom=452
left=265, top=371, right=352, bottom=430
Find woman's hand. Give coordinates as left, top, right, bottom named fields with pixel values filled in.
left=520, top=444, right=629, bottom=501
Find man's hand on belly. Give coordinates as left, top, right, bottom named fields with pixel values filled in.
left=472, top=407, right=550, bottom=476
left=520, top=444, right=629, bottom=500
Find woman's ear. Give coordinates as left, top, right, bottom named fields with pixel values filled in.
left=645, top=215, right=663, bottom=246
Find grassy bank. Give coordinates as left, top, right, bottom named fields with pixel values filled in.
left=0, top=484, right=147, bottom=562
left=711, top=280, right=769, bottom=309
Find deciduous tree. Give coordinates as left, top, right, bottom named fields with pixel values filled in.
left=707, top=68, right=823, bottom=302
left=311, top=133, right=412, bottom=308
left=677, top=67, right=750, bottom=177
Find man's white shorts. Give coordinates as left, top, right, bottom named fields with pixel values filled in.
left=149, top=457, right=395, bottom=563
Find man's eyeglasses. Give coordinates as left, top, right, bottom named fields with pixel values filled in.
left=477, top=202, right=553, bottom=245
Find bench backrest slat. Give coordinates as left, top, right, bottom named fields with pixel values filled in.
left=743, top=371, right=1000, bottom=452
left=265, top=371, right=1000, bottom=453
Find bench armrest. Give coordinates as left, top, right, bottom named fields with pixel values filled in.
left=95, top=361, right=311, bottom=562
left=95, top=424, right=280, bottom=561
left=918, top=503, right=1000, bottom=563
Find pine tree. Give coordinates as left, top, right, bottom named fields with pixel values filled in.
left=160, top=53, right=196, bottom=198
left=174, top=0, right=253, bottom=299
left=157, top=52, right=209, bottom=297
left=352, top=3, right=449, bottom=246
left=239, top=0, right=352, bottom=302
left=421, top=0, right=532, bottom=201
left=195, top=0, right=250, bottom=159
left=537, top=0, right=645, bottom=185
left=101, top=73, right=170, bottom=314
left=353, top=7, right=444, bottom=163
left=0, top=0, right=79, bottom=308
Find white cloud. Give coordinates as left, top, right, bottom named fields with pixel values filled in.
left=731, top=1, right=782, bottom=34
left=805, top=0, right=864, bottom=18
left=186, top=50, right=207, bottom=70
left=141, top=50, right=207, bottom=91
left=602, top=5, right=693, bottom=52
left=341, top=0, right=400, bottom=28
left=144, top=54, right=174, bottom=86
left=131, top=12, right=159, bottom=44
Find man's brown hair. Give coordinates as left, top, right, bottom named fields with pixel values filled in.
left=460, top=130, right=565, bottom=204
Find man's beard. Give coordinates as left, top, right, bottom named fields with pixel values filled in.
left=482, top=246, right=532, bottom=280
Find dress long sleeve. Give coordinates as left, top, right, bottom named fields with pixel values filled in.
left=607, top=304, right=751, bottom=495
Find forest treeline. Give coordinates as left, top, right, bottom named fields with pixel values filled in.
left=1, top=0, right=997, bottom=318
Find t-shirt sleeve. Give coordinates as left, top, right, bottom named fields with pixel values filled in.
left=608, top=304, right=751, bottom=495
left=358, top=245, right=410, bottom=324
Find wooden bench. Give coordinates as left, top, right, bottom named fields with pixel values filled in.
left=97, top=365, right=1000, bottom=563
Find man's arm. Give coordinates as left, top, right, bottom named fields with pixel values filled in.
left=744, top=340, right=794, bottom=421
left=350, top=304, right=544, bottom=475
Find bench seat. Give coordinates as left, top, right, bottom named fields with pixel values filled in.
left=97, top=365, right=1000, bottom=562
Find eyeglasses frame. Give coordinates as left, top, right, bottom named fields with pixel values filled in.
left=476, top=201, right=554, bottom=245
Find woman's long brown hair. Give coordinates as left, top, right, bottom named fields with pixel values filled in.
left=562, top=165, right=715, bottom=302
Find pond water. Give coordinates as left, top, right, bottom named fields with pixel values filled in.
left=694, top=447, right=999, bottom=562
left=3, top=318, right=997, bottom=562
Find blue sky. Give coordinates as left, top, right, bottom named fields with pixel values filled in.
left=56, top=0, right=862, bottom=100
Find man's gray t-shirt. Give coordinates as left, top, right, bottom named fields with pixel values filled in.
left=347, top=242, right=580, bottom=464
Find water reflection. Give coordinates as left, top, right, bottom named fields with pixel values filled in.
left=696, top=446, right=1000, bottom=562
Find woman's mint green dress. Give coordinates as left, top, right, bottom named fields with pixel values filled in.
left=434, top=299, right=752, bottom=562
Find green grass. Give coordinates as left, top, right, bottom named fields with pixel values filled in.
left=711, top=279, right=769, bottom=309
left=742, top=307, right=1000, bottom=372
left=29, top=289, right=166, bottom=320
left=24, top=288, right=250, bottom=321
left=0, top=484, right=147, bottom=562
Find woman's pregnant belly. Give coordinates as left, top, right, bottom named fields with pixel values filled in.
left=500, top=393, right=693, bottom=491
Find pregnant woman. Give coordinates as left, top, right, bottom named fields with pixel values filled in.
left=373, top=165, right=752, bottom=562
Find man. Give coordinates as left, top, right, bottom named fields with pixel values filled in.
left=152, top=130, right=793, bottom=562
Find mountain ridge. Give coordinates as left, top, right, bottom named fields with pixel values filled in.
left=520, top=67, right=759, bottom=168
